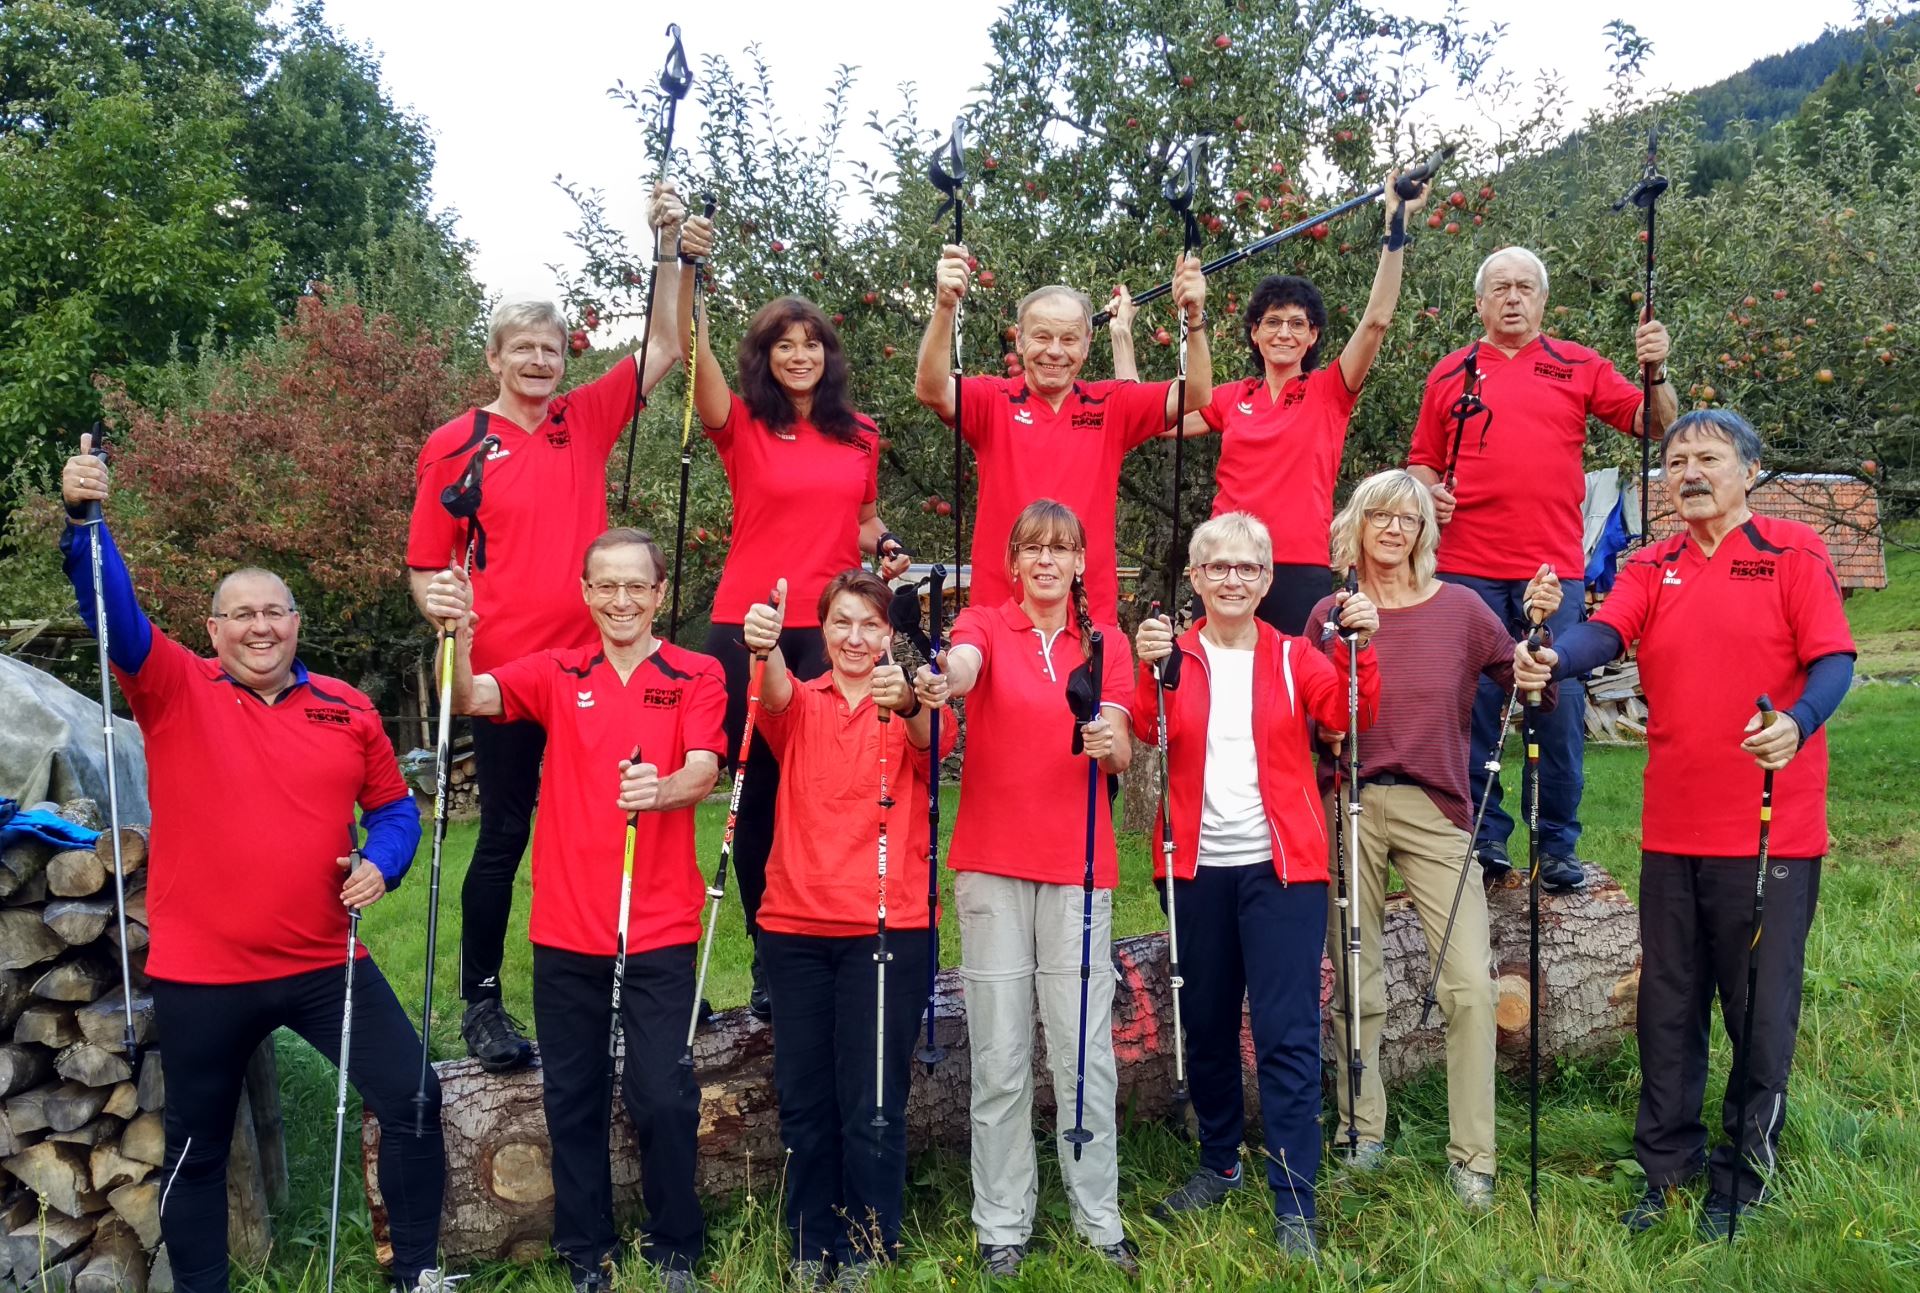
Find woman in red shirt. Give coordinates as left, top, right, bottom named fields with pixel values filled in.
left=691, top=286, right=911, bottom=1018
left=1307, top=469, right=1557, bottom=1212
left=1131, top=511, right=1378, bottom=1258
left=741, top=569, right=952, bottom=1289
left=912, top=499, right=1137, bottom=1279
left=1164, top=172, right=1428, bottom=633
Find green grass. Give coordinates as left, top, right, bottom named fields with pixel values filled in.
left=1847, top=522, right=1920, bottom=676
left=246, top=618, right=1919, bottom=1291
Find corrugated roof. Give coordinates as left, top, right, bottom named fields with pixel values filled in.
left=1643, top=472, right=1887, bottom=589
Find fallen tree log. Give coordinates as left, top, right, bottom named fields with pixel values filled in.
left=366, top=865, right=1641, bottom=1267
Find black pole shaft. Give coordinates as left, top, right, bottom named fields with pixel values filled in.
left=917, top=571, right=948, bottom=1068
left=1728, top=697, right=1777, bottom=1244
left=617, top=98, right=679, bottom=514
left=1640, top=199, right=1656, bottom=544
left=1526, top=699, right=1542, bottom=1217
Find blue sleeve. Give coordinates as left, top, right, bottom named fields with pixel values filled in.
left=1785, top=651, right=1853, bottom=742
left=1547, top=622, right=1624, bottom=680
left=359, top=796, right=422, bottom=888
left=59, top=519, right=154, bottom=674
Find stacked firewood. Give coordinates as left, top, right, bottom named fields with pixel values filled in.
left=0, top=798, right=279, bottom=1293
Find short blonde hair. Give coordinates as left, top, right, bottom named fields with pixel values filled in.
left=1015, top=285, right=1095, bottom=330
left=487, top=298, right=567, bottom=355
left=1330, top=470, right=1438, bottom=585
left=1187, top=511, right=1273, bottom=569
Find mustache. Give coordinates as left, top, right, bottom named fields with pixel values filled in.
left=1680, top=483, right=1714, bottom=498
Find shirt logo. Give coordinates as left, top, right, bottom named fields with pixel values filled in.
left=546, top=427, right=571, bottom=449
left=1281, top=386, right=1307, bottom=409
left=486, top=444, right=512, bottom=462
left=1662, top=569, right=1684, bottom=587
left=1070, top=411, right=1104, bottom=429
left=1533, top=360, right=1573, bottom=382
left=576, top=690, right=595, bottom=709
left=642, top=687, right=682, bottom=709
left=305, top=707, right=351, bottom=727
left=1237, top=400, right=1253, bottom=416
left=1729, top=558, right=1777, bottom=581
left=1013, top=409, right=1034, bottom=425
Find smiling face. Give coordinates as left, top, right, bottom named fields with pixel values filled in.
left=581, top=542, right=663, bottom=649
left=768, top=322, right=825, bottom=400
left=1475, top=251, right=1548, bottom=348
left=822, top=590, right=891, bottom=680
left=1665, top=426, right=1758, bottom=526
left=488, top=325, right=567, bottom=406
left=1250, top=303, right=1321, bottom=377
left=1008, top=527, right=1087, bottom=610
left=1015, top=292, right=1092, bottom=398
left=1359, top=498, right=1427, bottom=574
left=1190, top=540, right=1273, bottom=625
left=206, top=571, right=300, bottom=695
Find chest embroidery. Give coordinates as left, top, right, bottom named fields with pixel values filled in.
left=576, top=690, right=595, bottom=709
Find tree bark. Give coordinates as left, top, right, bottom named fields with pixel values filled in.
left=0, top=910, right=69, bottom=972
left=3, top=1141, right=103, bottom=1217
left=0, top=1043, right=53, bottom=1099
left=366, top=866, right=1640, bottom=1267
left=41, top=900, right=113, bottom=948
left=74, top=1216, right=147, bottom=1293
left=45, top=852, right=107, bottom=900
left=31, top=952, right=117, bottom=1004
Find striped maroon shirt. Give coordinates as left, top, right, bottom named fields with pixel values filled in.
left=1309, top=581, right=1550, bottom=831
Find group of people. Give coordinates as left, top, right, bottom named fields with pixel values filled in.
left=55, top=167, right=1855, bottom=1293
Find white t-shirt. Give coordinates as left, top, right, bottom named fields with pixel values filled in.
left=1196, top=640, right=1269, bottom=866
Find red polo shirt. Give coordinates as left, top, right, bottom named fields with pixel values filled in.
left=708, top=394, right=879, bottom=626
left=1408, top=337, right=1643, bottom=580
left=490, top=639, right=728, bottom=956
left=755, top=673, right=959, bottom=937
left=120, top=633, right=410, bottom=984
left=408, top=358, right=639, bottom=673
left=958, top=375, right=1172, bottom=621
left=1592, top=515, right=1854, bottom=858
left=1204, top=366, right=1359, bottom=566
left=945, top=600, right=1135, bottom=887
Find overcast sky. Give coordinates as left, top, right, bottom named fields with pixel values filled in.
left=300, top=0, right=1876, bottom=305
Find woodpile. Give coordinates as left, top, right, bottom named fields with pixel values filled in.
left=0, top=798, right=282, bottom=1292
left=400, top=738, right=479, bottom=820
left=1583, top=659, right=1649, bottom=745
left=364, top=864, right=1641, bottom=1267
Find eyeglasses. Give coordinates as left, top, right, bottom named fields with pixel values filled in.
left=1254, top=316, right=1316, bottom=336
left=1364, top=509, right=1425, bottom=534
left=1196, top=561, right=1267, bottom=583
left=1015, top=542, right=1081, bottom=562
left=212, top=606, right=296, bottom=625
left=587, top=581, right=660, bottom=601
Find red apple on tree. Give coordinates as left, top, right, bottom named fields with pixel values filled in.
left=1214, top=33, right=1232, bottom=49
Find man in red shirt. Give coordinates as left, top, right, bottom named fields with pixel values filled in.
left=1520, top=409, right=1854, bottom=1240
left=1407, top=245, right=1678, bottom=889
left=433, top=528, right=724, bottom=1293
left=407, top=186, right=710, bottom=1071
left=913, top=250, right=1210, bottom=621
left=59, top=439, right=445, bottom=1293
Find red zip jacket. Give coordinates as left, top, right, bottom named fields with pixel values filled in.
left=1131, top=619, right=1379, bottom=885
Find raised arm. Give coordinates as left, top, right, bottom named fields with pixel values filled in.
left=914, top=244, right=971, bottom=424
left=1337, top=169, right=1429, bottom=391
left=742, top=582, right=794, bottom=714
left=639, top=183, right=692, bottom=397
left=1167, top=253, right=1211, bottom=424
left=1107, top=284, right=1140, bottom=383
left=59, top=432, right=154, bottom=674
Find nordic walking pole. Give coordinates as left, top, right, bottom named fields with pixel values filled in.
left=1613, top=126, right=1668, bottom=544
left=684, top=589, right=778, bottom=1065
left=1440, top=343, right=1491, bottom=496
left=1728, top=694, right=1777, bottom=1245
left=1326, top=568, right=1365, bottom=1156
left=668, top=195, right=717, bottom=641
left=610, top=744, right=644, bottom=1097
left=1063, top=629, right=1105, bottom=1161
left=78, top=426, right=139, bottom=1068
left=1150, top=602, right=1188, bottom=1114
left=617, top=24, right=693, bottom=514
left=416, top=433, right=500, bottom=1132
left=1523, top=617, right=1553, bottom=1217
left=326, top=825, right=365, bottom=1293
left=914, top=566, right=949, bottom=1068
left=929, top=118, right=968, bottom=581
left=1092, top=143, right=1456, bottom=326
left=871, top=663, right=897, bottom=1134
left=1165, top=142, right=1201, bottom=610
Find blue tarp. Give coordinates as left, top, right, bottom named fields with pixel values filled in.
left=1585, top=492, right=1635, bottom=595
left=0, top=797, right=101, bottom=852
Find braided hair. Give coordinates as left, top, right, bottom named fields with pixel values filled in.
left=1070, top=573, right=1094, bottom=666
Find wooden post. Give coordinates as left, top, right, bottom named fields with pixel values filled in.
left=244, top=1040, right=289, bottom=1206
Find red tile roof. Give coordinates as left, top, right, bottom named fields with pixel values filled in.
left=1645, top=473, right=1886, bottom=589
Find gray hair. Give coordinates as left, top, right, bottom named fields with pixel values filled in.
left=1473, top=247, right=1550, bottom=299
left=487, top=298, right=568, bottom=355
left=1331, top=469, right=1439, bottom=586
left=1659, top=409, right=1764, bottom=469
left=1188, top=511, right=1273, bottom=568
left=211, top=568, right=297, bottom=617
left=1015, top=285, right=1095, bottom=330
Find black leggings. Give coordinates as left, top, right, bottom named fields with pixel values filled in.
left=702, top=621, right=828, bottom=940
left=153, top=961, right=444, bottom=1292
left=462, top=715, right=547, bottom=1001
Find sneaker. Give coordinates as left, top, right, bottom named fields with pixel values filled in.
left=659, top=1269, right=701, bottom=1293
left=788, top=1259, right=828, bottom=1290
left=1273, top=1214, right=1319, bottom=1261
left=1152, top=1164, right=1244, bottom=1218
left=978, top=1243, right=1024, bottom=1279
left=1539, top=855, right=1587, bottom=893
left=569, top=1269, right=608, bottom=1293
left=1698, top=1189, right=1741, bottom=1241
left=1476, top=844, right=1513, bottom=884
left=1336, top=1140, right=1388, bottom=1174
left=1094, top=1237, right=1140, bottom=1277
left=396, top=1270, right=466, bottom=1293
left=1621, top=1183, right=1673, bottom=1232
left=462, top=998, right=534, bottom=1072
left=832, top=1263, right=875, bottom=1291
left=749, top=956, right=773, bottom=1022
left=1447, top=1162, right=1495, bottom=1213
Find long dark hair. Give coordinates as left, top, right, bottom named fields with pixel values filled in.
left=737, top=297, right=862, bottom=442
left=1242, top=274, right=1328, bottom=376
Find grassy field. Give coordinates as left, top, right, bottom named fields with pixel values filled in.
left=244, top=607, right=1919, bottom=1291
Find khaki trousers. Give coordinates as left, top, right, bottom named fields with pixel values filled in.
left=1326, top=783, right=1498, bottom=1175
left=955, top=870, right=1122, bottom=1247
